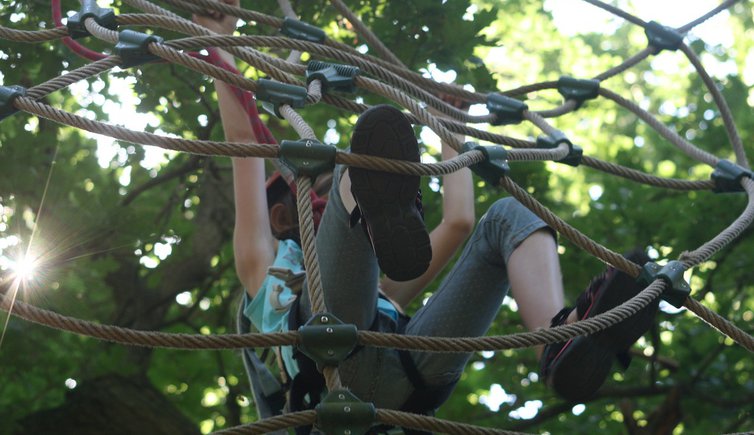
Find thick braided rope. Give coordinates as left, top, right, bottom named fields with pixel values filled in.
left=684, top=297, right=754, bottom=352
left=678, top=0, right=742, bottom=33
left=0, top=25, right=68, bottom=42
left=162, top=34, right=490, bottom=124
left=598, top=88, right=719, bottom=166
left=121, top=0, right=303, bottom=85
left=680, top=43, right=748, bottom=168
left=280, top=100, right=347, bottom=391
left=357, top=77, right=464, bottom=151
left=499, top=176, right=641, bottom=275
left=13, top=97, right=279, bottom=158
left=679, top=178, right=754, bottom=268
left=582, top=156, right=716, bottom=191
left=294, top=175, right=326, bottom=315
left=582, top=0, right=647, bottom=26
left=502, top=171, right=752, bottom=355
left=0, top=292, right=297, bottom=349
left=360, top=281, right=665, bottom=352
left=83, top=17, right=118, bottom=43
left=376, top=409, right=525, bottom=434
left=211, top=410, right=317, bottom=434
left=329, top=0, right=405, bottom=67
left=292, top=174, right=344, bottom=391
left=587, top=0, right=745, bottom=168
left=26, top=57, right=121, bottom=99
left=594, top=47, right=654, bottom=82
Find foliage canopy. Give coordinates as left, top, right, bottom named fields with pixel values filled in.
left=0, top=0, right=753, bottom=433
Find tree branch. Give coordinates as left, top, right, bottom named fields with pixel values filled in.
left=120, top=156, right=204, bottom=206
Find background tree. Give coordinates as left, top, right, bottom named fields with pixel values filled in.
left=0, top=0, right=752, bottom=433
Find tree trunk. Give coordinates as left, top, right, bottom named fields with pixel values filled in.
left=14, top=374, right=201, bottom=435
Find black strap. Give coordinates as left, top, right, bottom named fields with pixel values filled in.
left=287, top=295, right=457, bottom=435
left=396, top=349, right=459, bottom=435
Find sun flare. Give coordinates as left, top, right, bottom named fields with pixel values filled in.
left=10, top=256, right=37, bottom=281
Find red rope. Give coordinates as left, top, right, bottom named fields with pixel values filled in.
left=51, top=0, right=108, bottom=61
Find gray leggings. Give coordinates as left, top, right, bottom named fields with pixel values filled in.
left=298, top=165, right=550, bottom=410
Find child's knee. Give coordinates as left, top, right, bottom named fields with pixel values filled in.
left=486, top=197, right=530, bottom=221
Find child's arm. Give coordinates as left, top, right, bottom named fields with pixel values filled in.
left=194, top=3, right=276, bottom=298
left=380, top=100, right=475, bottom=308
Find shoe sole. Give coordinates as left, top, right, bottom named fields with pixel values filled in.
left=349, top=105, right=432, bottom=281
left=550, top=252, right=659, bottom=402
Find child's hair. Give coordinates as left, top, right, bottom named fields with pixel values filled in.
left=265, top=172, right=300, bottom=241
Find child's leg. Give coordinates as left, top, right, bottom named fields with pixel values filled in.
left=405, top=197, right=562, bottom=386
left=296, top=163, right=380, bottom=330
left=297, top=105, right=427, bottom=330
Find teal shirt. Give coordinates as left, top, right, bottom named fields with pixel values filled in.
left=244, top=239, right=304, bottom=378
left=243, top=239, right=400, bottom=379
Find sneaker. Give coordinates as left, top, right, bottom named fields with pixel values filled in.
left=540, top=250, right=659, bottom=402
left=348, top=105, right=432, bottom=282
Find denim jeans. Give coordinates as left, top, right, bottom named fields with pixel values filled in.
left=297, top=164, right=552, bottom=410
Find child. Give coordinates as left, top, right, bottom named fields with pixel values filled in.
left=194, top=1, right=658, bottom=430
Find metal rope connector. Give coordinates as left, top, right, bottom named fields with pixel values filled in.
left=536, top=132, right=583, bottom=167
left=712, top=159, right=754, bottom=193
left=639, top=261, right=691, bottom=308
left=645, top=21, right=684, bottom=52
left=558, top=76, right=600, bottom=109
left=280, top=17, right=326, bottom=43
left=316, top=390, right=376, bottom=435
left=306, top=61, right=360, bottom=94
left=486, top=93, right=527, bottom=125
left=0, top=85, right=26, bottom=122
left=462, top=142, right=509, bottom=187
left=115, top=30, right=163, bottom=68
left=67, top=0, right=117, bottom=39
left=298, top=314, right=358, bottom=372
left=256, top=79, right=308, bottom=118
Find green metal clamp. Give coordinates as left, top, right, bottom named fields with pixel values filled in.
left=645, top=21, right=683, bottom=52
left=486, top=93, right=527, bottom=125
left=298, top=313, right=358, bottom=372
left=557, top=76, right=600, bottom=109
left=67, top=0, right=117, bottom=39
left=281, top=17, right=326, bottom=43
left=306, top=61, right=360, bottom=94
left=316, top=390, right=376, bottom=435
left=462, top=142, right=509, bottom=186
left=0, top=85, right=27, bottom=122
left=256, top=79, right=308, bottom=118
left=711, top=159, right=753, bottom=193
left=280, top=139, right=336, bottom=178
left=639, top=260, right=691, bottom=308
left=536, top=132, right=583, bottom=167
left=115, top=30, right=164, bottom=68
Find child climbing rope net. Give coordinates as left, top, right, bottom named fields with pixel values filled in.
left=0, top=0, right=753, bottom=433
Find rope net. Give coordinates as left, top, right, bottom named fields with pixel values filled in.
left=1, top=0, right=753, bottom=433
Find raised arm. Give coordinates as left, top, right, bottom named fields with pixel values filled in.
left=380, top=103, right=475, bottom=308
left=194, top=3, right=276, bottom=297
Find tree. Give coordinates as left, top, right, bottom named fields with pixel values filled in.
left=1, top=0, right=752, bottom=433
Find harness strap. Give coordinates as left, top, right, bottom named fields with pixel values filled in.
left=286, top=296, right=457, bottom=435
left=396, top=349, right=458, bottom=435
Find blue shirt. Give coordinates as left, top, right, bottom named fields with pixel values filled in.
left=244, top=239, right=304, bottom=378
left=243, top=239, right=400, bottom=378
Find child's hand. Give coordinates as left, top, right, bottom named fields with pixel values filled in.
left=192, top=0, right=239, bottom=35
left=439, top=93, right=471, bottom=112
